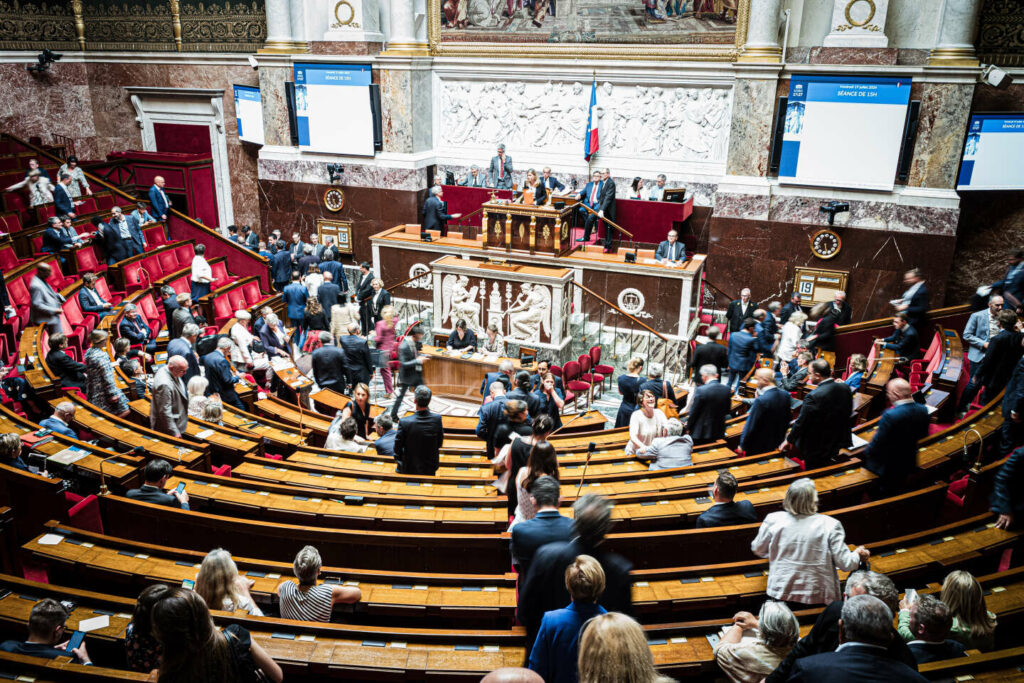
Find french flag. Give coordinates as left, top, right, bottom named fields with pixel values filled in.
left=584, top=78, right=599, bottom=161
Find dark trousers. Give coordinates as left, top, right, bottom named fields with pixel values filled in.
left=390, top=383, right=410, bottom=419
left=582, top=212, right=600, bottom=240
left=222, top=390, right=246, bottom=412
left=273, top=281, right=288, bottom=293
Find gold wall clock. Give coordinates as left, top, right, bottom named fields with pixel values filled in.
left=323, top=188, right=345, bottom=212
left=810, top=229, right=842, bottom=260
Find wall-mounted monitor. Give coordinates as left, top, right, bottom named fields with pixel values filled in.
left=293, top=63, right=374, bottom=157
left=779, top=75, right=912, bottom=192
left=232, top=85, right=264, bottom=145
left=957, top=113, right=1024, bottom=191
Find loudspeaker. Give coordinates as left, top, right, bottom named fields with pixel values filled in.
left=896, top=100, right=921, bottom=183
left=284, top=81, right=299, bottom=146
left=369, top=83, right=384, bottom=152
left=767, top=96, right=788, bottom=177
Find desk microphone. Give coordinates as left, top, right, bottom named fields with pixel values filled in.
left=575, top=442, right=597, bottom=498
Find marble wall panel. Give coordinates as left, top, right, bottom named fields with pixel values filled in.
left=807, top=48, right=898, bottom=65
left=380, top=69, right=413, bottom=154
left=0, top=63, right=98, bottom=157
left=258, top=178, right=426, bottom=263
left=948, top=191, right=1024, bottom=305
left=707, top=216, right=957, bottom=321
left=258, top=158, right=427, bottom=192
left=725, top=78, right=776, bottom=178
left=581, top=270, right=684, bottom=337
left=258, top=66, right=293, bottom=149
left=907, top=83, right=975, bottom=190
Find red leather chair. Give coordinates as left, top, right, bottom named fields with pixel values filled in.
left=76, top=197, right=98, bottom=214
left=137, top=294, right=162, bottom=335
left=210, top=260, right=237, bottom=289
left=157, top=249, right=179, bottom=275
left=212, top=294, right=234, bottom=327
left=93, top=193, right=116, bottom=211
left=578, top=354, right=604, bottom=397
left=241, top=280, right=263, bottom=307
left=94, top=275, right=123, bottom=306
left=0, top=245, right=25, bottom=270
left=35, top=203, right=56, bottom=222
left=589, top=345, right=614, bottom=390
left=144, top=224, right=168, bottom=247
left=63, top=295, right=96, bottom=338
left=173, top=244, right=195, bottom=269
left=167, top=275, right=190, bottom=296
left=73, top=245, right=105, bottom=274
left=58, top=312, right=85, bottom=357
left=141, top=253, right=162, bottom=280
left=563, top=360, right=590, bottom=410
left=66, top=494, right=104, bottom=534
left=46, top=262, right=73, bottom=290
left=122, top=262, right=146, bottom=294
left=0, top=211, right=23, bottom=233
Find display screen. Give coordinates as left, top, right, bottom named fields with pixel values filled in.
left=233, top=85, right=264, bottom=145
left=779, top=76, right=912, bottom=191
left=957, top=113, right=1024, bottom=191
left=293, top=63, right=374, bottom=156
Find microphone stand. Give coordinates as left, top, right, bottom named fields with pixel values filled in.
left=575, top=442, right=597, bottom=498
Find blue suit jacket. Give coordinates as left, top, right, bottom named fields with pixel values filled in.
left=167, top=337, right=201, bottom=384
left=118, top=316, right=151, bottom=346
left=149, top=184, right=170, bottom=218
left=739, top=386, right=791, bottom=455
left=882, top=324, right=920, bottom=359
left=480, top=371, right=511, bottom=397
left=541, top=176, right=565, bottom=192
left=962, top=308, right=992, bottom=364
left=125, top=214, right=145, bottom=251
left=727, top=330, right=758, bottom=372
left=53, top=183, right=75, bottom=216
left=475, top=394, right=508, bottom=456
left=578, top=180, right=603, bottom=210
left=271, top=251, right=292, bottom=284
left=41, top=227, right=73, bottom=253
left=422, top=195, right=454, bottom=234
left=38, top=416, right=76, bottom=439
left=993, top=263, right=1024, bottom=308
left=318, top=260, right=347, bottom=290
left=695, top=500, right=757, bottom=529
left=511, top=509, right=574, bottom=575
left=202, top=350, right=237, bottom=399
left=862, top=401, right=930, bottom=489
left=528, top=601, right=607, bottom=683
left=283, top=283, right=308, bottom=322
left=654, top=240, right=685, bottom=262
left=77, top=288, right=110, bottom=314
left=373, top=429, right=397, bottom=458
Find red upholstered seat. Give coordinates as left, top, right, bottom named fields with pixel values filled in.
left=212, top=464, right=232, bottom=477
left=241, top=280, right=263, bottom=307
left=35, top=203, right=56, bottom=221
left=93, top=193, right=116, bottom=211
left=0, top=245, right=24, bottom=270
left=47, top=262, right=72, bottom=289
left=94, top=275, right=123, bottom=306
left=174, top=243, right=195, bottom=269
left=210, top=260, right=237, bottom=289
left=157, top=250, right=179, bottom=274
left=76, top=197, right=97, bottom=214
left=67, top=494, right=104, bottom=534
left=212, top=294, right=233, bottom=327
left=74, top=245, right=104, bottom=274
left=145, top=224, right=168, bottom=247
left=578, top=354, right=604, bottom=392
left=590, top=345, right=614, bottom=388
left=167, top=275, right=190, bottom=296
left=122, top=262, right=145, bottom=293
left=30, top=234, right=44, bottom=253
left=0, top=211, right=23, bottom=233
left=137, top=293, right=161, bottom=331
left=141, top=253, right=161, bottom=279
left=563, top=360, right=590, bottom=405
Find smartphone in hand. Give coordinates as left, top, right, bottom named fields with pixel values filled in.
left=65, top=630, right=85, bottom=653
left=174, top=482, right=186, bottom=495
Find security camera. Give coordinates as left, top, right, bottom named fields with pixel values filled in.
left=980, top=64, right=1012, bottom=90
left=26, top=49, right=63, bottom=74
left=327, top=163, right=345, bottom=183
left=819, top=200, right=850, bottom=226
left=247, top=55, right=259, bottom=70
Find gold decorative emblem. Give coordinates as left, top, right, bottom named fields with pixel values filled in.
left=333, top=1, right=360, bottom=28
left=560, top=222, right=569, bottom=239
left=810, top=229, right=842, bottom=260
left=518, top=223, right=525, bottom=240
left=844, top=0, right=875, bottom=27
left=494, top=221, right=502, bottom=236
left=323, top=188, right=345, bottom=212
left=542, top=226, right=550, bottom=240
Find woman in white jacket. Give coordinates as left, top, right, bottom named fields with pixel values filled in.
left=751, top=478, right=869, bottom=606
left=775, top=311, right=808, bottom=365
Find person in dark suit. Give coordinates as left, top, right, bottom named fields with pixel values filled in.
left=879, top=312, right=920, bottom=360
left=786, top=595, right=926, bottom=683
left=739, top=369, right=791, bottom=456
left=458, top=165, right=487, bottom=187
left=160, top=285, right=179, bottom=322
left=339, top=323, right=372, bottom=388
left=990, top=249, right=1024, bottom=310
left=754, top=309, right=776, bottom=355
left=686, top=365, right=732, bottom=445
left=528, top=553, right=607, bottom=683
left=101, top=210, right=133, bottom=265
left=77, top=273, right=112, bottom=316
left=202, top=337, right=244, bottom=411
left=318, top=252, right=348, bottom=292
left=296, top=244, right=319, bottom=275
left=287, top=233, right=307, bottom=265
left=575, top=170, right=604, bottom=243
left=1000, top=354, right=1024, bottom=455
left=862, top=379, right=930, bottom=497
left=481, top=361, right=515, bottom=398
left=169, top=293, right=196, bottom=342
left=271, top=241, right=292, bottom=292
left=311, top=333, right=348, bottom=394
left=895, top=268, right=930, bottom=341
left=507, top=370, right=542, bottom=419
left=118, top=304, right=156, bottom=353
left=421, top=186, right=460, bottom=241
left=371, top=413, right=397, bottom=458
left=528, top=360, right=564, bottom=394
left=45, top=333, right=86, bottom=390
left=832, top=291, right=852, bottom=325
left=726, top=288, right=755, bottom=332
left=355, top=263, right=375, bottom=336
left=0, top=599, right=91, bottom=664
left=900, top=594, right=967, bottom=665
left=40, top=217, right=73, bottom=255
left=595, top=168, right=617, bottom=251
left=391, top=325, right=425, bottom=419
left=148, top=176, right=171, bottom=221
left=394, top=386, right=443, bottom=475
left=510, top=476, right=573, bottom=576
left=539, top=167, right=564, bottom=193
left=695, top=471, right=757, bottom=528
left=962, top=309, right=1024, bottom=413
left=476, top=383, right=509, bottom=458
left=125, top=459, right=190, bottom=509
left=317, top=272, right=341, bottom=313
left=518, top=169, right=548, bottom=207
left=691, top=328, right=728, bottom=382
left=779, top=292, right=802, bottom=325
left=654, top=229, right=686, bottom=264
left=727, top=318, right=758, bottom=393
left=992, top=444, right=1024, bottom=530
left=518, top=495, right=632, bottom=658
left=806, top=304, right=840, bottom=353
left=781, top=359, right=853, bottom=469
left=53, top=173, right=78, bottom=217
left=489, top=143, right=513, bottom=189
left=766, top=571, right=917, bottom=683
left=282, top=271, right=308, bottom=328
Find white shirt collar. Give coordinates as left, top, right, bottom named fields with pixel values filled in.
left=894, top=398, right=916, bottom=406
left=836, top=642, right=888, bottom=652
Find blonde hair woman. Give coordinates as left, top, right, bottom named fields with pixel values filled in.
left=201, top=401, right=224, bottom=425
left=776, top=311, right=808, bottom=364
left=751, top=478, right=869, bottom=606
left=907, top=570, right=996, bottom=651
left=518, top=168, right=548, bottom=206
left=330, top=301, right=360, bottom=342
left=186, top=375, right=210, bottom=420
left=577, top=612, right=676, bottom=683
left=370, top=277, right=391, bottom=324
left=374, top=304, right=398, bottom=399
left=194, top=548, right=263, bottom=616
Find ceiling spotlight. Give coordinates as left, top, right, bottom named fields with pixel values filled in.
left=979, top=64, right=1012, bottom=90
left=327, top=163, right=345, bottom=184
left=27, top=49, right=62, bottom=74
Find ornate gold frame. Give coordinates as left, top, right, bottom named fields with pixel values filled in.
left=317, top=218, right=354, bottom=254
left=428, top=0, right=750, bottom=61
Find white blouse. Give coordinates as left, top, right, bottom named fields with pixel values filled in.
left=751, top=511, right=861, bottom=605
left=775, top=322, right=803, bottom=362
left=191, top=255, right=212, bottom=283
left=626, top=408, right=668, bottom=455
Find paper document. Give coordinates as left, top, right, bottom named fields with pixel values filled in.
left=47, top=448, right=88, bottom=466
left=77, top=615, right=110, bottom=633
left=850, top=433, right=869, bottom=449
left=37, top=534, right=64, bottom=546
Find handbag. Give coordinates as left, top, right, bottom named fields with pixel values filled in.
left=657, top=379, right=679, bottom=419
left=250, top=340, right=265, bottom=355
left=224, top=625, right=267, bottom=683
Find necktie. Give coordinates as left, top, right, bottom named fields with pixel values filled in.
left=499, top=157, right=504, bottom=180
left=590, top=182, right=599, bottom=205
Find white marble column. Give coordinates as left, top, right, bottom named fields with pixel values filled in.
left=384, top=0, right=426, bottom=54
left=930, top=0, right=983, bottom=66
left=737, top=0, right=783, bottom=63
left=289, top=0, right=309, bottom=51
left=263, top=0, right=293, bottom=51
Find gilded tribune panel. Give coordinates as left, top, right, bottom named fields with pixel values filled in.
left=0, top=1, right=79, bottom=50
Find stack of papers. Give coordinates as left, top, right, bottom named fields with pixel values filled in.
left=47, top=447, right=89, bottom=466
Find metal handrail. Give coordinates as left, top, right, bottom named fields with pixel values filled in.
left=571, top=280, right=667, bottom=342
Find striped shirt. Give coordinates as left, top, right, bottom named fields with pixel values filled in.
left=278, top=581, right=334, bottom=622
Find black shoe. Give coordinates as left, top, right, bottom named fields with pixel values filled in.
left=421, top=235, right=433, bottom=242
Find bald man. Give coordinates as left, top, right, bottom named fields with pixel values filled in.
left=150, top=356, right=189, bottom=437
left=738, top=368, right=791, bottom=456
left=480, top=668, right=544, bottom=683
left=861, top=378, right=930, bottom=497
left=149, top=175, right=171, bottom=221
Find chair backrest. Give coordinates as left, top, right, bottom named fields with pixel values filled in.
left=94, top=276, right=114, bottom=302
left=7, top=277, right=29, bottom=309
left=2, top=190, right=28, bottom=214
left=74, top=246, right=101, bottom=273
left=589, top=345, right=601, bottom=364
left=45, top=263, right=65, bottom=290
left=210, top=260, right=229, bottom=282
left=0, top=245, right=19, bottom=270
left=145, top=224, right=168, bottom=247
left=0, top=211, right=22, bottom=233
left=549, top=364, right=563, bottom=378
left=76, top=197, right=97, bottom=214
left=241, top=280, right=262, bottom=307
left=35, top=203, right=56, bottom=221
left=578, top=354, right=592, bottom=373
left=141, top=253, right=162, bottom=279
left=168, top=275, right=190, bottom=295
left=30, top=234, right=43, bottom=253
left=59, top=311, right=74, bottom=336
left=122, top=261, right=144, bottom=290
left=93, top=192, right=115, bottom=211
left=138, top=293, right=159, bottom=323
left=212, top=294, right=233, bottom=323
left=157, top=250, right=178, bottom=275
left=922, top=333, right=941, bottom=363
left=63, top=295, right=84, bottom=327
left=173, top=243, right=195, bottom=269
left=563, top=360, right=580, bottom=382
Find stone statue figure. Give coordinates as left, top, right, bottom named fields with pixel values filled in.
left=505, top=283, right=551, bottom=341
